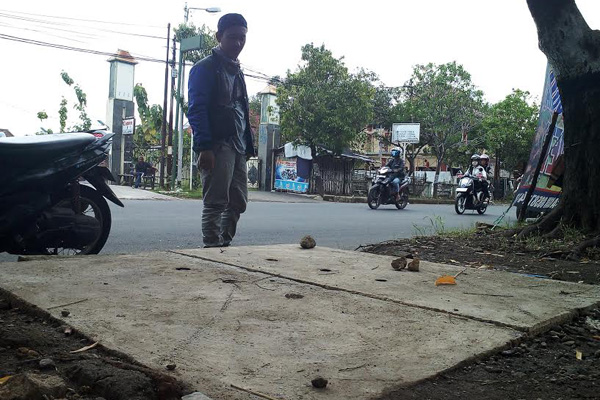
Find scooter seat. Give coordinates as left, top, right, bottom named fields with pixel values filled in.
left=0, top=133, right=96, bottom=166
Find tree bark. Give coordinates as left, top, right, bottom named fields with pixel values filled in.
left=528, top=0, right=600, bottom=232
left=433, top=155, right=443, bottom=197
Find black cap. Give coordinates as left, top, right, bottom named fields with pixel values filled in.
left=217, top=13, right=247, bottom=33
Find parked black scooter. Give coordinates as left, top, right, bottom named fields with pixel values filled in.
left=367, top=166, right=410, bottom=210
left=0, top=130, right=124, bottom=255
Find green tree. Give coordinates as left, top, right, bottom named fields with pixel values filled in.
left=133, top=84, right=163, bottom=152
left=403, top=62, right=484, bottom=196
left=276, top=44, right=376, bottom=154
left=61, top=71, right=91, bottom=131
left=38, top=72, right=91, bottom=133
left=58, top=98, right=68, bottom=133
left=248, top=95, right=261, bottom=149
left=480, top=89, right=538, bottom=179
left=372, top=85, right=401, bottom=129
left=174, top=23, right=218, bottom=64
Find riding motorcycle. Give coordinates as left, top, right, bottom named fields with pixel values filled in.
left=454, top=168, right=489, bottom=215
left=367, top=166, right=410, bottom=210
left=0, top=130, right=124, bottom=256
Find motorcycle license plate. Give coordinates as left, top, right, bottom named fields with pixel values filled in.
left=455, top=188, right=467, bottom=192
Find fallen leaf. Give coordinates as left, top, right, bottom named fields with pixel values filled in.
left=435, top=276, right=457, bottom=286
left=70, top=342, right=99, bottom=354
left=0, top=376, right=11, bottom=385
left=576, top=350, right=583, bottom=360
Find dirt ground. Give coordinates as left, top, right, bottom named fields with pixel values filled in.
left=361, top=230, right=600, bottom=400
left=0, top=293, right=184, bottom=400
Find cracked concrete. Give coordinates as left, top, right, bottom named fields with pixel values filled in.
left=1, top=245, right=599, bottom=399
left=181, top=245, right=600, bottom=333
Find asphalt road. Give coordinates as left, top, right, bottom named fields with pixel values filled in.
left=0, top=199, right=515, bottom=262
left=107, top=199, right=513, bottom=252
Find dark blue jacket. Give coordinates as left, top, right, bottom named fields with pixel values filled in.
left=187, top=51, right=256, bottom=155
left=386, top=157, right=405, bottom=179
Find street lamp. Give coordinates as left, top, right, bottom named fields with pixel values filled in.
left=173, top=4, right=221, bottom=189
left=184, top=4, right=221, bottom=23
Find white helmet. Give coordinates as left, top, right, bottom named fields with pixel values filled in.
left=391, top=147, right=403, bottom=158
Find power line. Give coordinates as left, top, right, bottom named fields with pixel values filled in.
left=0, top=33, right=166, bottom=64
left=1, top=29, right=283, bottom=88
left=0, top=12, right=167, bottom=40
left=0, top=21, right=89, bottom=43
left=0, top=9, right=165, bottom=29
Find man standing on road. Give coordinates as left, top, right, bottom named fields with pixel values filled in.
left=187, top=13, right=256, bottom=248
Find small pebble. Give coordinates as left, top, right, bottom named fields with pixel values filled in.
left=166, top=363, right=177, bottom=371
left=61, top=310, right=70, bottom=317
left=311, top=377, right=328, bottom=389
left=300, top=235, right=316, bottom=249
left=39, top=358, right=56, bottom=370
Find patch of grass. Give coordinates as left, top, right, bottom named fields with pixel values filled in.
left=412, top=215, right=446, bottom=236
left=445, top=227, right=478, bottom=240
left=155, top=187, right=204, bottom=199
left=561, top=224, right=586, bottom=244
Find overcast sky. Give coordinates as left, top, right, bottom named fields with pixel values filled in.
left=1, top=0, right=599, bottom=136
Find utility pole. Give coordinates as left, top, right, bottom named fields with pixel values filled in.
left=160, top=23, right=171, bottom=189
left=172, top=47, right=184, bottom=189
left=167, top=35, right=177, bottom=190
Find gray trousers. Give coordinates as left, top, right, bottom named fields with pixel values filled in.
left=200, top=143, right=248, bottom=247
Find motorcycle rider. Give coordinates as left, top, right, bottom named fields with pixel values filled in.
left=478, top=154, right=492, bottom=200
left=386, top=147, right=406, bottom=201
left=463, top=154, right=487, bottom=202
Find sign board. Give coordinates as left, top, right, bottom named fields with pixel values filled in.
left=181, top=35, right=204, bottom=52
left=513, top=64, right=564, bottom=215
left=274, top=158, right=309, bottom=193
left=392, top=123, right=420, bottom=143
left=122, top=117, right=135, bottom=135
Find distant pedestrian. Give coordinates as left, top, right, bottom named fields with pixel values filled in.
left=187, top=13, right=256, bottom=248
left=134, top=156, right=152, bottom=189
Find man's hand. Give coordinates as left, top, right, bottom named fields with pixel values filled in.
left=198, top=150, right=215, bottom=170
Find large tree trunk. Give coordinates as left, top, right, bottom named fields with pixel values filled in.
left=528, top=0, right=600, bottom=232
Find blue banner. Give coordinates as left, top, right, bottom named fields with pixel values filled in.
left=514, top=64, right=564, bottom=214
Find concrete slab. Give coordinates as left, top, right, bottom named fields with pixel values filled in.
left=0, top=252, right=520, bottom=400
left=178, top=245, right=600, bottom=333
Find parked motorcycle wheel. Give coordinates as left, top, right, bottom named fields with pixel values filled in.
left=367, top=186, right=380, bottom=210
left=44, top=185, right=111, bottom=255
left=395, top=191, right=409, bottom=210
left=455, top=195, right=466, bottom=214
